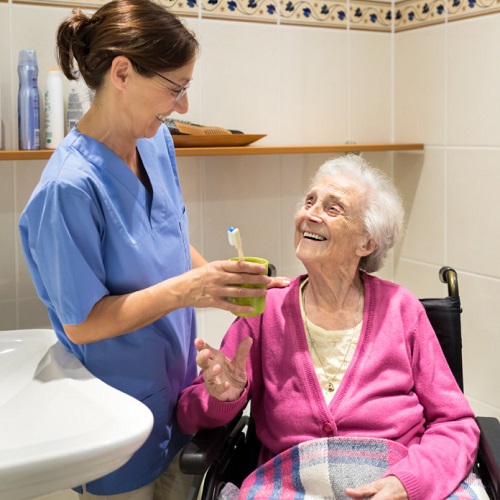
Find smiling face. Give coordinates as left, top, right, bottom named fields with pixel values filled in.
left=127, top=59, right=195, bottom=139
left=294, top=174, right=373, bottom=273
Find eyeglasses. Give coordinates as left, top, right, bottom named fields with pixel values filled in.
left=148, top=68, right=191, bottom=104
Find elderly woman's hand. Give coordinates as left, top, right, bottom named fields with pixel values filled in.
left=344, top=475, right=408, bottom=500
left=194, top=337, right=252, bottom=402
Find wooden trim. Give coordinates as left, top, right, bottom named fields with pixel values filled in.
left=0, top=143, right=423, bottom=161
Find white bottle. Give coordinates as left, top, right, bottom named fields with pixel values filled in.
left=66, top=81, right=83, bottom=134
left=44, top=68, right=64, bottom=149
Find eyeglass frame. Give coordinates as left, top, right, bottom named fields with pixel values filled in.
left=147, top=68, right=191, bottom=104
left=127, top=58, right=191, bottom=104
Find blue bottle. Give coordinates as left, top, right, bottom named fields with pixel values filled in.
left=18, top=50, right=40, bottom=150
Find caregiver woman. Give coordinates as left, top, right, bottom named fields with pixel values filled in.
left=18, top=0, right=278, bottom=498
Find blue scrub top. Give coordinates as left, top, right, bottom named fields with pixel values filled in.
left=19, top=126, right=197, bottom=495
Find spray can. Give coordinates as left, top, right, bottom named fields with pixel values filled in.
left=44, top=68, right=64, bottom=149
left=18, top=50, right=40, bottom=150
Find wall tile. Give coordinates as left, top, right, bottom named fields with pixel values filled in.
left=278, top=25, right=349, bottom=144
left=459, top=272, right=500, bottom=414
left=394, top=259, right=448, bottom=298
left=200, top=155, right=282, bottom=266
left=0, top=3, right=11, bottom=150
left=447, top=14, right=500, bottom=147
left=350, top=31, right=392, bottom=142
left=0, top=300, right=17, bottom=330
left=177, top=157, right=205, bottom=252
left=196, top=20, right=280, bottom=143
left=0, top=162, right=15, bottom=302
left=394, top=24, right=446, bottom=145
left=394, top=149, right=445, bottom=265
left=447, top=149, right=500, bottom=278
left=17, top=297, right=51, bottom=329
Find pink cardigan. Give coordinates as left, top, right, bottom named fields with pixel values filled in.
left=177, top=274, right=479, bottom=500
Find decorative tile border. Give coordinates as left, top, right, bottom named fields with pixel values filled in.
left=394, top=0, right=446, bottom=30
left=12, top=0, right=500, bottom=30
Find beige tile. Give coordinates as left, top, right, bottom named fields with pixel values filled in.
left=459, top=272, right=500, bottom=411
left=0, top=300, right=17, bottom=330
left=447, top=149, right=500, bottom=278
left=394, top=24, right=446, bottom=145
left=0, top=161, right=15, bottom=302
left=394, top=259, right=450, bottom=298
left=394, top=149, right=445, bottom=265
left=447, top=15, right=500, bottom=146
left=197, top=20, right=280, bottom=144
left=350, top=31, right=392, bottom=142
left=0, top=4, right=11, bottom=150
left=17, top=297, right=51, bottom=329
left=278, top=25, right=349, bottom=144
left=197, top=308, right=236, bottom=349
left=177, top=157, right=205, bottom=252
left=200, top=155, right=282, bottom=266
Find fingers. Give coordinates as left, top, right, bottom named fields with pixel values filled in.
left=193, top=337, right=252, bottom=402
left=267, top=276, right=291, bottom=289
left=233, top=336, right=253, bottom=367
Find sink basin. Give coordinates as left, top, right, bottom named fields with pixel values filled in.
left=0, top=329, right=154, bottom=500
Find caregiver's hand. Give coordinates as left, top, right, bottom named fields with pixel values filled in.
left=194, top=337, right=252, bottom=402
left=182, top=259, right=270, bottom=315
left=345, top=475, right=408, bottom=500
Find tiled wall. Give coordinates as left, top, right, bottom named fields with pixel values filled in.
left=1, top=0, right=499, bottom=497
left=394, top=14, right=500, bottom=421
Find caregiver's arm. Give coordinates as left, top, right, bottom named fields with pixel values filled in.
left=63, top=258, right=269, bottom=344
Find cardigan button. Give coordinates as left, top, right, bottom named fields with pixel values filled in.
left=323, top=422, right=333, bottom=435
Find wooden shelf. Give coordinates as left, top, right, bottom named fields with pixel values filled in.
left=0, top=143, right=424, bottom=161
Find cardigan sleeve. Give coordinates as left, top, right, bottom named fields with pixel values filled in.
left=385, top=308, right=480, bottom=500
left=176, top=317, right=256, bottom=435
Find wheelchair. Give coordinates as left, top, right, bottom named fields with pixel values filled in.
left=180, top=267, right=500, bottom=500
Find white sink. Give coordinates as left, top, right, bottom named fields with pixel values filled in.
left=0, top=329, right=154, bottom=500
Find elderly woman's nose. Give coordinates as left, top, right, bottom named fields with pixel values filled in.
left=307, top=204, right=323, bottom=221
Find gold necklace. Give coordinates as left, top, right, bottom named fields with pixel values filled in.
left=301, top=279, right=362, bottom=393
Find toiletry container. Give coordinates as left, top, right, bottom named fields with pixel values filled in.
left=66, top=81, right=83, bottom=133
left=18, top=49, right=40, bottom=150
left=72, top=69, right=94, bottom=114
left=44, top=68, right=64, bottom=149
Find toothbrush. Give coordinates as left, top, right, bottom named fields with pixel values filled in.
left=228, top=227, right=245, bottom=260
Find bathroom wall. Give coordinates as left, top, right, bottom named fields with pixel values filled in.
left=0, top=0, right=499, bottom=497
left=394, top=14, right=500, bottom=421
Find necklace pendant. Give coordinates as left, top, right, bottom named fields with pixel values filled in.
left=327, top=381, right=335, bottom=392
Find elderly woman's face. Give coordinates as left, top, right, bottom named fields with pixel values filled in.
left=294, top=174, right=369, bottom=269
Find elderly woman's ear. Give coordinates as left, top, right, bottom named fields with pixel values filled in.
left=357, top=237, right=377, bottom=257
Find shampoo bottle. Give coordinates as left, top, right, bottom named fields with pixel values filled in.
left=66, top=81, right=83, bottom=133
left=44, top=68, right=64, bottom=149
left=18, top=49, right=40, bottom=150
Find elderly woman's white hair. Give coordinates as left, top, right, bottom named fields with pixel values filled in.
left=307, top=154, right=405, bottom=273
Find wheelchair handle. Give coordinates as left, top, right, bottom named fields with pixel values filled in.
left=439, top=266, right=459, bottom=297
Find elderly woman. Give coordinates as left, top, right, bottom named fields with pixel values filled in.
left=176, top=155, right=482, bottom=499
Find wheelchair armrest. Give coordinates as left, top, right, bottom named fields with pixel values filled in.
left=179, top=413, right=247, bottom=476
left=476, top=416, right=500, bottom=499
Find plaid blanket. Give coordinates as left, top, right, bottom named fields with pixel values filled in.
left=219, top=437, right=488, bottom=500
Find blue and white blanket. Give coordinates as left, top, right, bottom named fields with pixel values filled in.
left=219, top=437, right=488, bottom=499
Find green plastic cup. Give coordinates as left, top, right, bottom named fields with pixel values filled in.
left=229, top=257, right=268, bottom=317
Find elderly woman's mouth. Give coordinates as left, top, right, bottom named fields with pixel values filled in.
left=304, top=231, right=326, bottom=241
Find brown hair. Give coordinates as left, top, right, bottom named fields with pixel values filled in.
left=56, top=0, right=199, bottom=91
